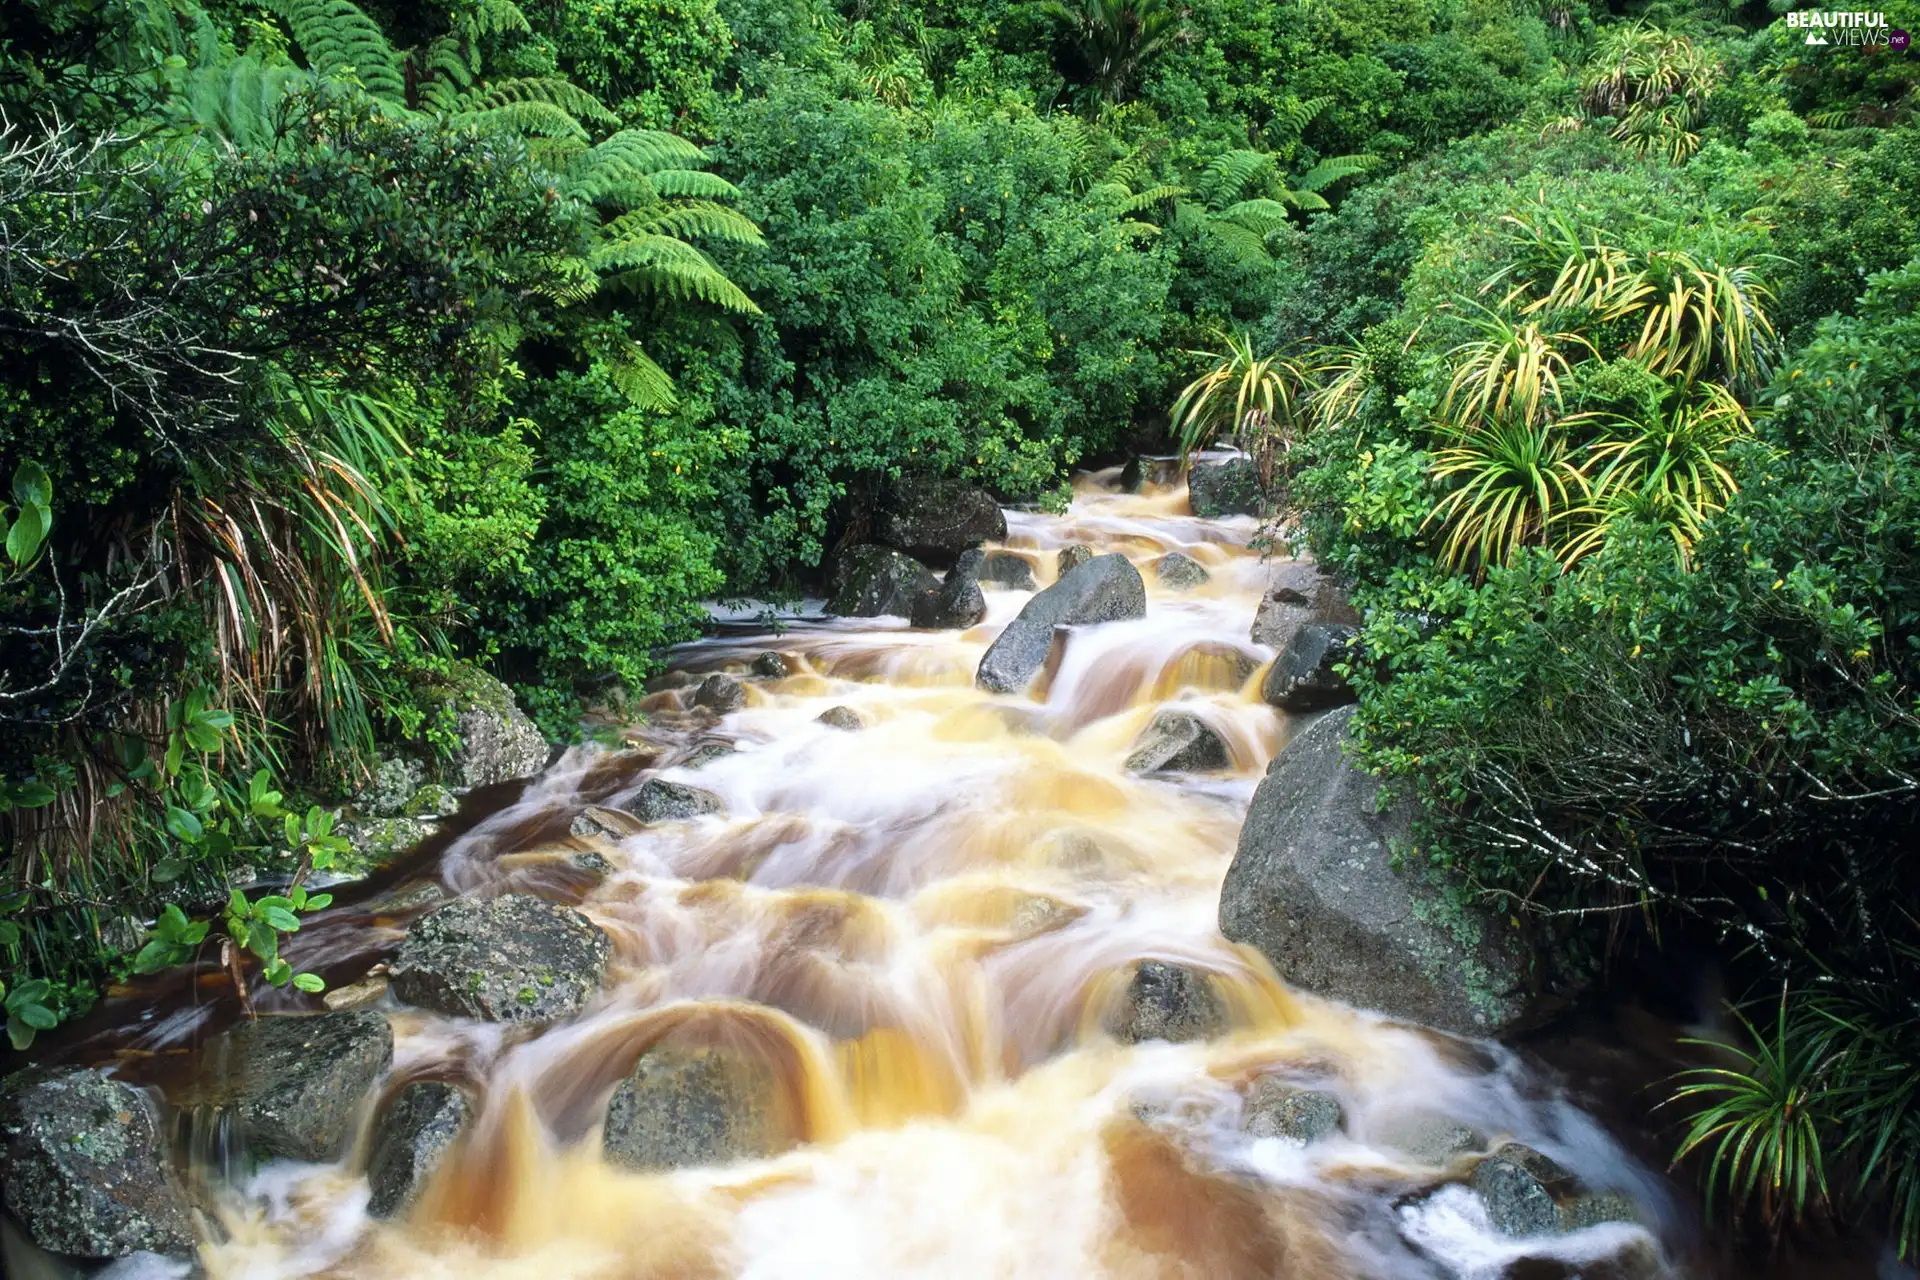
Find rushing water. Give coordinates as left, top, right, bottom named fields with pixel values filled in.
left=73, top=470, right=1696, bottom=1280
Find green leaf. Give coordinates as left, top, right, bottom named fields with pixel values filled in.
left=7, top=979, right=50, bottom=1007
left=262, top=907, right=301, bottom=933
left=0, top=922, right=18, bottom=946
left=265, top=958, right=292, bottom=986
left=289, top=886, right=308, bottom=910
left=15, top=1003, right=56, bottom=1030
left=291, top=972, right=325, bottom=993
left=284, top=813, right=301, bottom=848
left=152, top=857, right=187, bottom=884
left=228, top=889, right=249, bottom=918
left=6, top=502, right=47, bottom=566
left=12, top=461, right=50, bottom=508
left=229, top=919, right=251, bottom=949
left=158, top=904, right=191, bottom=937
left=163, top=733, right=184, bottom=778
left=7, top=1013, right=35, bottom=1051
left=11, top=781, right=55, bottom=808
left=184, top=722, right=222, bottom=753
left=305, top=805, right=333, bottom=838
left=132, top=940, right=176, bottom=974
left=303, top=893, right=333, bottom=912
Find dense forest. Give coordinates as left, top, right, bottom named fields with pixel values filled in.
left=2, top=0, right=1917, bottom=1262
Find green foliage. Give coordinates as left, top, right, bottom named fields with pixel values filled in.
left=1042, top=0, right=1183, bottom=106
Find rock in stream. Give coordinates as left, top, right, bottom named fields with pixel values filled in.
left=975, top=553, right=1146, bottom=694
left=390, top=894, right=610, bottom=1023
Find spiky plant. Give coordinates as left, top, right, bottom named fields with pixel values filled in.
left=1609, top=247, right=1777, bottom=388
left=1580, top=23, right=1720, bottom=162
left=1169, top=332, right=1311, bottom=484
left=1041, top=0, right=1185, bottom=105
left=1423, top=412, right=1590, bottom=572
left=1442, top=308, right=1591, bottom=431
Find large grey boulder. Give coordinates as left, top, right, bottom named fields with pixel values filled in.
left=1124, top=709, right=1230, bottom=774
left=1251, top=560, right=1360, bottom=650
left=1154, top=552, right=1211, bottom=590
left=198, top=1010, right=394, bottom=1163
left=603, top=1041, right=800, bottom=1171
left=911, top=549, right=989, bottom=630
left=1471, top=1143, right=1640, bottom=1236
left=1102, top=961, right=1226, bottom=1044
left=623, top=777, right=725, bottom=823
left=1261, top=622, right=1359, bottom=711
left=390, top=894, right=609, bottom=1023
left=1187, top=458, right=1264, bottom=518
left=367, top=1082, right=471, bottom=1219
left=431, top=663, right=549, bottom=790
left=828, top=545, right=939, bottom=618
left=975, top=553, right=1146, bottom=694
left=0, top=1067, right=194, bottom=1258
left=1218, top=706, right=1535, bottom=1035
left=978, top=551, right=1037, bottom=590
left=692, top=673, right=746, bottom=714
left=877, top=476, right=1006, bottom=565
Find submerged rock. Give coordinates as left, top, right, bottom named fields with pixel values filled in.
left=624, top=777, right=726, bottom=823
left=816, top=705, right=866, bottom=731
left=603, top=1041, right=800, bottom=1172
left=1103, top=960, right=1227, bottom=1045
left=1261, top=622, right=1359, bottom=711
left=978, top=550, right=1038, bottom=590
left=976, top=553, right=1146, bottom=694
left=571, top=805, right=647, bottom=840
left=829, top=545, right=940, bottom=618
left=750, top=651, right=791, bottom=679
left=390, top=894, right=609, bottom=1023
left=877, top=476, right=1007, bottom=564
left=692, top=673, right=747, bottom=715
left=1154, top=552, right=1211, bottom=590
left=367, top=1082, right=471, bottom=1219
left=911, top=549, right=989, bottom=629
left=1187, top=458, right=1264, bottom=518
left=429, top=662, right=550, bottom=789
left=0, top=1067, right=194, bottom=1259
left=1375, top=1111, right=1485, bottom=1167
left=1242, top=1078, right=1344, bottom=1143
left=1219, top=706, right=1536, bottom=1035
left=683, top=742, right=737, bottom=769
left=211, top=1010, right=395, bottom=1162
left=1250, top=560, right=1361, bottom=650
left=1057, top=544, right=1094, bottom=575
left=1471, top=1143, right=1640, bottom=1237
left=1124, top=709, right=1231, bottom=774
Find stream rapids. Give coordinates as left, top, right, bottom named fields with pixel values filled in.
left=68, top=470, right=1687, bottom=1280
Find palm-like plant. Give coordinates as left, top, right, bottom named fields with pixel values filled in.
left=1580, top=22, right=1720, bottom=162
left=1169, top=332, right=1310, bottom=484
left=1041, top=0, right=1185, bottom=105
left=1610, top=247, right=1776, bottom=388
left=1443, top=309, right=1592, bottom=430
left=1423, top=413, right=1590, bottom=571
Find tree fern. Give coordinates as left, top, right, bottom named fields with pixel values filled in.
left=607, top=202, right=765, bottom=247
left=646, top=169, right=745, bottom=201
left=563, top=130, right=710, bottom=199
left=274, top=0, right=406, bottom=105
left=1294, top=154, right=1379, bottom=194
left=452, top=99, right=590, bottom=140
left=184, top=55, right=312, bottom=148
left=457, top=77, right=619, bottom=128
left=602, top=340, right=679, bottom=410
left=1198, top=149, right=1274, bottom=206
left=591, top=235, right=761, bottom=313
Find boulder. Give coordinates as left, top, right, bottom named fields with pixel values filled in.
left=1187, top=458, right=1264, bottom=518
left=1102, top=961, right=1226, bottom=1045
left=337, top=815, right=438, bottom=862
left=1124, top=709, right=1231, bottom=775
left=571, top=806, right=646, bottom=840
left=0, top=1067, right=194, bottom=1259
left=877, top=476, right=1007, bottom=565
left=1375, top=1111, right=1485, bottom=1166
left=603, top=1041, right=800, bottom=1172
left=750, top=652, right=791, bottom=679
left=624, top=778, right=726, bottom=823
left=683, top=743, right=737, bottom=769
left=355, top=757, right=424, bottom=817
left=976, top=554, right=1146, bottom=695
left=1154, top=552, right=1211, bottom=590
left=390, top=894, right=609, bottom=1023
left=1250, top=561, right=1361, bottom=650
left=1261, top=622, right=1359, bottom=711
left=1057, top=544, right=1094, bottom=575
left=1241, top=1079, right=1344, bottom=1143
left=979, top=551, right=1037, bottom=590
left=1218, top=706, right=1535, bottom=1035
left=209, top=1010, right=394, bottom=1162
left=828, top=545, right=940, bottom=618
left=692, top=673, right=747, bottom=715
left=816, top=705, right=865, bottom=731
left=431, top=663, right=550, bottom=790
left=1471, top=1143, right=1639, bottom=1237
left=911, top=549, right=989, bottom=630
left=366, top=1082, right=471, bottom=1219
left=404, top=784, right=460, bottom=819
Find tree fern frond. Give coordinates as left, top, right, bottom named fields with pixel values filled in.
left=187, top=55, right=312, bottom=147
left=593, top=234, right=760, bottom=313
left=1206, top=219, right=1272, bottom=263
left=606, top=201, right=765, bottom=246
left=563, top=130, right=708, bottom=199
left=1198, top=148, right=1274, bottom=206
left=453, top=100, right=590, bottom=140
left=1294, top=153, right=1379, bottom=193
left=644, top=168, right=742, bottom=200
left=603, top=340, right=678, bottom=409
left=1117, top=183, right=1184, bottom=215
left=1286, top=189, right=1331, bottom=212
left=524, top=252, right=603, bottom=305
left=458, top=0, right=532, bottom=40
left=459, top=76, right=617, bottom=126
left=1216, top=197, right=1292, bottom=235
left=282, top=0, right=407, bottom=104
left=1271, top=94, right=1332, bottom=141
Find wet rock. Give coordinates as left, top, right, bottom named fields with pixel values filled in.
left=430, top=662, right=550, bottom=789
left=1242, top=1079, right=1344, bottom=1143
left=816, top=705, right=866, bottom=731
left=404, top=783, right=460, bottom=819
left=979, top=551, right=1037, bottom=590
left=371, top=880, right=448, bottom=914
left=0, top=1067, right=194, bottom=1259
left=356, top=757, right=425, bottom=817
left=683, top=742, right=736, bottom=769
left=1103, top=960, right=1227, bottom=1045
left=692, top=673, right=746, bottom=715
left=976, top=553, right=1147, bottom=695
left=1124, top=709, right=1231, bottom=775
left=877, top=475, right=1007, bottom=565
left=1376, top=1111, right=1485, bottom=1166
left=911, top=549, right=989, bottom=630
left=570, top=807, right=636, bottom=839
left=750, top=651, right=791, bottom=679
left=323, top=974, right=390, bottom=1011
left=603, top=1041, right=799, bottom=1172
left=390, top=894, right=609, bottom=1023
left=1471, top=1143, right=1639, bottom=1237
left=212, top=1010, right=394, bottom=1162
left=1057, top=544, right=1094, bottom=575
left=338, top=815, right=438, bottom=862
left=624, top=778, right=725, bottom=823
left=1219, top=706, right=1535, bottom=1035
left=366, top=1082, right=471, bottom=1219
left=1261, top=622, right=1359, bottom=711
left=570, top=849, right=615, bottom=877
left=1187, top=458, right=1264, bottom=518
left=1154, top=552, right=1211, bottom=590
left=1250, top=560, right=1361, bottom=650
left=828, top=545, right=941, bottom=618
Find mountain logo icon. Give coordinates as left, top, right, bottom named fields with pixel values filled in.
left=1805, top=31, right=1830, bottom=44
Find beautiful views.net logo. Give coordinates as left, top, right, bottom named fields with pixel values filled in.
left=1785, top=10, right=1909, bottom=49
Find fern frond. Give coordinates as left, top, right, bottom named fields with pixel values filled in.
left=592, top=234, right=760, bottom=313
left=1293, top=153, right=1379, bottom=194
left=603, top=340, right=678, bottom=409
left=187, top=55, right=312, bottom=148
left=563, top=130, right=709, bottom=200
left=453, top=100, right=590, bottom=140
left=525, top=252, right=603, bottom=305
left=1216, top=198, right=1292, bottom=235
left=1118, top=183, right=1185, bottom=215
left=1206, top=219, right=1273, bottom=264
left=281, top=0, right=406, bottom=104
left=645, top=168, right=742, bottom=200
left=606, top=201, right=764, bottom=246
left=459, top=76, right=617, bottom=126
left=460, top=0, right=532, bottom=40
left=1272, top=95, right=1332, bottom=139
left=1199, top=149, right=1274, bottom=206
left=1285, top=189, right=1331, bottom=212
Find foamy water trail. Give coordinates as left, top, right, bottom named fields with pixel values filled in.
left=179, top=470, right=1681, bottom=1280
